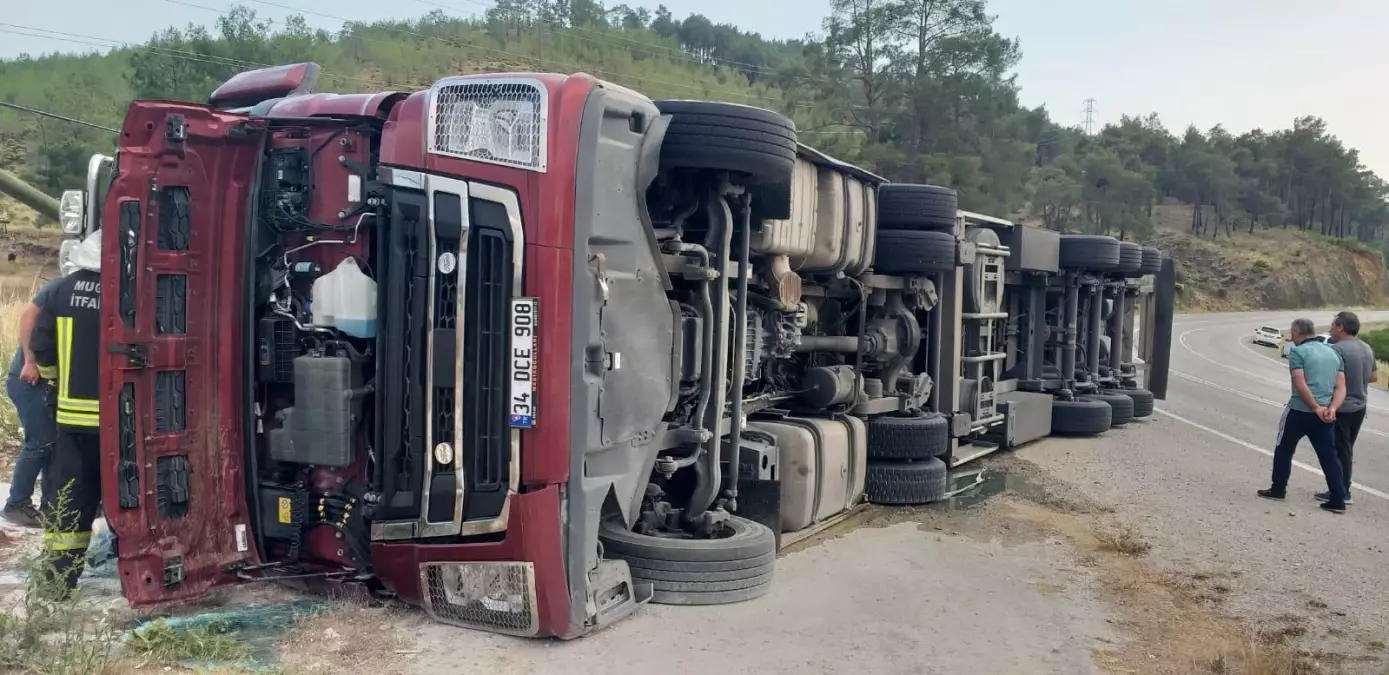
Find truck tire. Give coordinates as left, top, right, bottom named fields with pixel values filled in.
left=868, top=413, right=950, bottom=460
left=877, top=184, right=958, bottom=231
left=1119, top=387, right=1155, bottom=418
left=865, top=458, right=948, bottom=505
left=1087, top=391, right=1135, bottom=427
left=750, top=183, right=792, bottom=221
left=599, top=516, right=776, bottom=606
left=1051, top=397, right=1112, bottom=436
left=1059, top=235, right=1120, bottom=272
left=1116, top=241, right=1143, bottom=277
left=653, top=100, right=797, bottom=192
left=1139, top=246, right=1163, bottom=275
left=874, top=230, right=956, bottom=274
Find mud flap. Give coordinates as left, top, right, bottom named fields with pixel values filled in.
left=1146, top=258, right=1175, bottom=400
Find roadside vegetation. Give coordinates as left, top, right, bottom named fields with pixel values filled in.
left=4, top=0, right=1389, bottom=313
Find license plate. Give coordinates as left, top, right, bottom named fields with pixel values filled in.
left=509, top=298, right=538, bottom=428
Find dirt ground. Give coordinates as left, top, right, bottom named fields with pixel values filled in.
left=266, top=450, right=1343, bottom=675
left=0, top=446, right=1364, bottom=674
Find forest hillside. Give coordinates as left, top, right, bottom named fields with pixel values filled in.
left=2, top=0, right=1386, bottom=311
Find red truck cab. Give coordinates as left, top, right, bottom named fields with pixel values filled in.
left=100, top=64, right=658, bottom=637
left=95, top=62, right=1173, bottom=640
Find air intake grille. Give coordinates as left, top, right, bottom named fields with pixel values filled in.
left=430, top=79, right=547, bottom=172
left=462, top=227, right=510, bottom=492
left=420, top=562, right=538, bottom=636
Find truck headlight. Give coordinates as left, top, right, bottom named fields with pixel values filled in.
left=59, top=190, right=85, bottom=235
left=429, top=77, right=548, bottom=173
left=57, top=239, right=79, bottom=276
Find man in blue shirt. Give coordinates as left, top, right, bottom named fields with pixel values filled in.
left=1, top=279, right=63, bottom=528
left=1259, top=318, right=1350, bottom=512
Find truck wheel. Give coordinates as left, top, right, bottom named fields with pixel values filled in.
left=1120, top=387, right=1155, bottom=418
left=598, top=516, right=776, bottom=606
left=874, top=230, right=956, bottom=273
left=1051, top=397, right=1112, bottom=436
left=876, top=184, right=958, bottom=231
left=1059, top=235, right=1120, bottom=272
left=653, top=100, right=797, bottom=191
left=750, top=183, right=792, bottom=221
left=1139, top=246, right=1163, bottom=275
left=865, top=458, right=948, bottom=505
left=1116, top=241, right=1143, bottom=277
left=868, top=413, right=950, bottom=460
left=1087, top=391, right=1135, bottom=426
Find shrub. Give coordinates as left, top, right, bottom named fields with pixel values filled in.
left=1361, top=329, right=1389, bottom=363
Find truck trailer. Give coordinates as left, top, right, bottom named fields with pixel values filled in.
left=59, top=62, right=1173, bottom=639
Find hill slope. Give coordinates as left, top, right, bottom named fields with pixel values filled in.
left=1148, top=204, right=1388, bottom=312
left=2, top=1, right=1388, bottom=313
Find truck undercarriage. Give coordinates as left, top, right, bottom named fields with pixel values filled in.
left=80, top=62, right=1173, bottom=639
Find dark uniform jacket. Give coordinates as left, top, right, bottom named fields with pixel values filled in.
left=31, top=268, right=102, bottom=431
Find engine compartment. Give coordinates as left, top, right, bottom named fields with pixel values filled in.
left=244, top=123, right=382, bottom=578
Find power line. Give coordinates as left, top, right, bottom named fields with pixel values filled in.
left=1082, top=98, right=1096, bottom=135
left=0, top=100, right=119, bottom=134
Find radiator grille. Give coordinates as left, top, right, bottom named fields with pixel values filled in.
left=118, top=201, right=140, bottom=328
left=117, top=383, right=140, bottom=509
left=430, top=80, right=547, bottom=172
left=463, top=227, right=510, bottom=491
left=432, top=242, right=459, bottom=454
left=420, top=562, right=538, bottom=636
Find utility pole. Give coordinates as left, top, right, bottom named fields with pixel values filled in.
left=1082, top=98, right=1097, bottom=135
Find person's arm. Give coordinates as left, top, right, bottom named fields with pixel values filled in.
left=1330, top=372, right=1347, bottom=416
left=17, top=302, right=41, bottom=384
left=1291, top=369, right=1323, bottom=414
left=1371, top=349, right=1379, bottom=384
left=19, top=280, right=60, bottom=384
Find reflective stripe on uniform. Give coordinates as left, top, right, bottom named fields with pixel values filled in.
left=57, top=316, right=71, bottom=403
left=54, top=316, right=99, bottom=427
left=58, top=397, right=98, bottom=412
left=43, top=530, right=92, bottom=551
left=37, top=365, right=57, bottom=380
left=55, top=410, right=99, bottom=428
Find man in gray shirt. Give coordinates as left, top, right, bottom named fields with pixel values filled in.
left=1326, top=311, right=1376, bottom=504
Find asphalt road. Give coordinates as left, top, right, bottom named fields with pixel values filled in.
left=1044, top=308, right=1389, bottom=668
left=1167, top=309, right=1389, bottom=503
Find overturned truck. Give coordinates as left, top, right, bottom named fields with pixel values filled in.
left=71, top=63, right=1173, bottom=639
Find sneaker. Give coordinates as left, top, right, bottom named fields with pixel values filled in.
left=1257, top=489, right=1286, bottom=501
left=1314, top=491, right=1354, bottom=505
left=1, top=502, right=42, bottom=528
left=1320, top=501, right=1347, bottom=514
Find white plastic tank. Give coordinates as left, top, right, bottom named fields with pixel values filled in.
left=311, top=258, right=377, bottom=338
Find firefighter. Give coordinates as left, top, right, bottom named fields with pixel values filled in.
left=30, top=231, right=103, bottom=594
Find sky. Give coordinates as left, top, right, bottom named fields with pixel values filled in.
left=6, top=0, right=1389, bottom=176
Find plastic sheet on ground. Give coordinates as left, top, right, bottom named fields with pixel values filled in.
left=86, top=525, right=332, bottom=671
left=122, top=598, right=332, bottom=672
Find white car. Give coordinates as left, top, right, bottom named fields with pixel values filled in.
left=1253, top=326, right=1282, bottom=347
left=1281, top=333, right=1331, bottom=358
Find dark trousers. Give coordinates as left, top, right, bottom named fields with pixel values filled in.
left=40, top=429, right=102, bottom=592
left=1334, top=408, right=1366, bottom=493
left=5, top=375, right=56, bottom=507
left=1271, top=407, right=1348, bottom=504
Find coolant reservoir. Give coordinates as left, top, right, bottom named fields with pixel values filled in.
left=311, top=258, right=377, bottom=338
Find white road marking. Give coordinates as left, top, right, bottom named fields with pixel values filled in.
left=1237, top=334, right=1291, bottom=367
left=1154, top=407, right=1389, bottom=502
left=1179, top=326, right=1389, bottom=414
left=1179, top=328, right=1286, bottom=387
left=1170, top=370, right=1389, bottom=438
